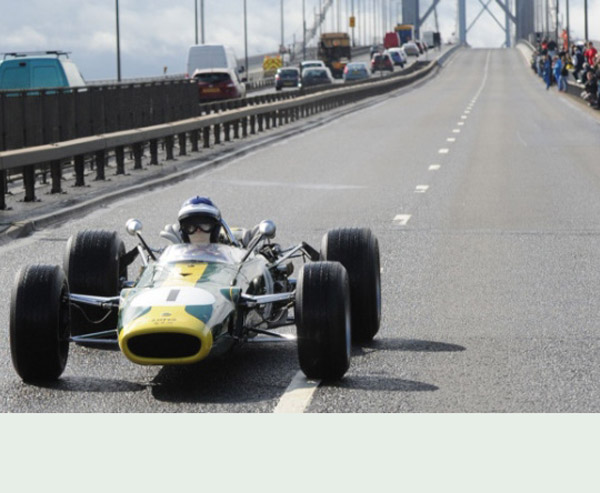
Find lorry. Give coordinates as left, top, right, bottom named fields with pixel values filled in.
left=384, top=32, right=400, bottom=49
left=395, top=24, right=415, bottom=45
left=422, top=31, right=435, bottom=49
left=317, top=32, right=351, bottom=79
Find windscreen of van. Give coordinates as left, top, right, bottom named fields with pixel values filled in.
left=32, top=65, right=63, bottom=88
left=0, top=64, right=29, bottom=90
left=62, top=61, right=85, bottom=87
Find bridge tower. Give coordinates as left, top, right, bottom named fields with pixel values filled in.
left=402, top=0, right=535, bottom=48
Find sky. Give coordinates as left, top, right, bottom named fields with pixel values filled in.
left=0, top=0, right=598, bottom=81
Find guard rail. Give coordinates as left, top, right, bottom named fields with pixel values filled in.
left=0, top=45, right=461, bottom=210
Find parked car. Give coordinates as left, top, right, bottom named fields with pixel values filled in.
left=299, top=60, right=326, bottom=72
left=370, top=53, right=394, bottom=73
left=402, top=42, right=420, bottom=57
left=274, top=67, right=300, bottom=90
left=193, top=68, right=246, bottom=101
left=385, top=48, right=407, bottom=68
left=0, top=51, right=85, bottom=91
left=343, top=62, right=370, bottom=82
left=300, top=67, right=334, bottom=88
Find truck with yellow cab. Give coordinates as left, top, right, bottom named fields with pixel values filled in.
left=317, top=32, right=351, bottom=79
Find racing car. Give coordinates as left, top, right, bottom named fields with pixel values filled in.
left=9, top=218, right=380, bottom=383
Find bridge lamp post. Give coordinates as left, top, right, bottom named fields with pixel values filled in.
left=115, top=0, right=121, bottom=82
left=194, top=1, right=205, bottom=44
left=584, top=0, right=588, bottom=41
left=244, top=0, right=249, bottom=79
left=303, top=0, right=306, bottom=60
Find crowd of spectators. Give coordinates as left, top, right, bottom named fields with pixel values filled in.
left=531, top=37, right=600, bottom=109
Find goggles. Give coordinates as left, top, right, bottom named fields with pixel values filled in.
left=182, top=221, right=217, bottom=235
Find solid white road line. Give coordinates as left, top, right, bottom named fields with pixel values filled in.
left=273, top=371, right=320, bottom=413
left=429, top=164, right=441, bottom=171
left=394, top=214, right=412, bottom=225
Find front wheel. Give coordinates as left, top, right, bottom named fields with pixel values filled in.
left=295, top=261, right=351, bottom=380
left=10, top=264, right=70, bottom=382
left=321, top=228, right=381, bottom=343
left=64, top=230, right=125, bottom=336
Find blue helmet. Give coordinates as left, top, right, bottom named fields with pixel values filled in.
left=178, top=196, right=222, bottom=242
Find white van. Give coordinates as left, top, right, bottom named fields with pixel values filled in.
left=186, top=44, right=243, bottom=77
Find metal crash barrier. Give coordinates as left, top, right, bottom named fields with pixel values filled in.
left=0, top=46, right=461, bottom=210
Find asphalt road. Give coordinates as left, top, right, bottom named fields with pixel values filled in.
left=2, top=47, right=600, bottom=413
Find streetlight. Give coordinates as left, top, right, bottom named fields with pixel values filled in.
left=584, top=0, right=588, bottom=41
left=195, top=0, right=198, bottom=44
left=280, top=0, right=284, bottom=53
left=303, top=0, right=306, bottom=60
left=115, top=0, right=121, bottom=82
left=244, top=0, right=249, bottom=78
left=201, top=0, right=205, bottom=43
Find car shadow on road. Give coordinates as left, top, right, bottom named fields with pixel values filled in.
left=352, top=337, right=466, bottom=355
left=322, top=375, right=439, bottom=392
left=29, top=376, right=146, bottom=393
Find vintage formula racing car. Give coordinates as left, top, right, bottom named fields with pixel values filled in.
left=10, top=218, right=380, bottom=383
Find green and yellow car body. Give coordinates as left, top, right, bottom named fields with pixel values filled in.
left=117, top=243, right=268, bottom=365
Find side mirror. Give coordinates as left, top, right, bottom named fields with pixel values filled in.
left=258, top=220, right=276, bottom=239
left=126, top=218, right=143, bottom=236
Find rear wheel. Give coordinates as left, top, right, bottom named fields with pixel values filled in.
left=10, top=264, right=70, bottom=382
left=64, top=230, right=126, bottom=336
left=295, top=261, right=351, bottom=380
left=321, top=228, right=381, bottom=343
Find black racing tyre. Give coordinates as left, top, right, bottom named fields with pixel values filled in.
left=321, top=228, right=381, bottom=343
left=10, top=264, right=70, bottom=382
left=64, top=230, right=126, bottom=336
left=295, top=261, right=351, bottom=380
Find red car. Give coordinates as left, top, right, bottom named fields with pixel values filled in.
left=370, top=53, right=394, bottom=73
left=193, top=68, right=246, bottom=101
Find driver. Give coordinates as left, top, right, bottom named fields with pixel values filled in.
left=160, top=196, right=255, bottom=246
left=177, top=196, right=222, bottom=244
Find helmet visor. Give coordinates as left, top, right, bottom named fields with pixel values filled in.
left=181, top=220, right=217, bottom=235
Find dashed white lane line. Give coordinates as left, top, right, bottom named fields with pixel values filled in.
left=415, top=185, right=429, bottom=193
left=394, top=214, right=412, bottom=225
left=461, top=115, right=468, bottom=119
left=273, top=371, right=320, bottom=413
left=438, top=148, right=449, bottom=154
left=458, top=122, right=465, bottom=126
left=464, top=110, right=471, bottom=114
left=453, top=129, right=461, bottom=133
left=447, top=137, right=456, bottom=142
left=429, top=164, right=441, bottom=171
